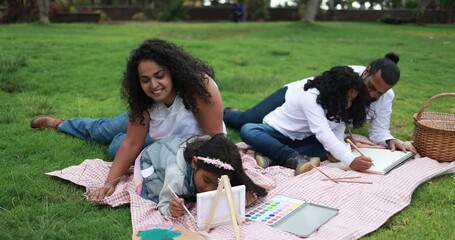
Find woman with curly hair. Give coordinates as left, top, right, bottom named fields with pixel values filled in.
left=240, top=66, right=371, bottom=175
left=31, top=39, right=225, bottom=199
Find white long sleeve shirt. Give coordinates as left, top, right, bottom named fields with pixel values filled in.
left=263, top=66, right=396, bottom=166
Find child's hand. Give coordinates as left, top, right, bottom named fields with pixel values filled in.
left=350, top=156, right=373, bottom=171
left=246, top=190, right=258, bottom=206
left=169, top=197, right=185, bottom=217
left=88, top=182, right=115, bottom=201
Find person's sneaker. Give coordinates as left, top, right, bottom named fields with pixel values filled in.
left=296, top=157, right=321, bottom=175
left=309, top=157, right=321, bottom=166
left=255, top=152, right=274, bottom=169
left=286, top=155, right=320, bottom=176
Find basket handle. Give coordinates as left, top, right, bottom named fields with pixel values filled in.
left=415, top=93, right=455, bottom=120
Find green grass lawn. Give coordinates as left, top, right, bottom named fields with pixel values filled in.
left=0, top=21, right=454, bottom=239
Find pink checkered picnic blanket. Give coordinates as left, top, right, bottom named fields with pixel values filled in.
left=46, top=142, right=455, bottom=240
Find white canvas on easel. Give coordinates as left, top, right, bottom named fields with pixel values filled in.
left=196, top=175, right=245, bottom=240
left=196, top=185, right=245, bottom=229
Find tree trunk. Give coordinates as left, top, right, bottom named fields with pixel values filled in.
left=417, top=0, right=434, bottom=23
left=401, top=0, right=407, bottom=8
left=328, top=0, right=334, bottom=9
left=37, top=0, right=50, bottom=24
left=420, top=0, right=433, bottom=12
left=301, top=0, right=321, bottom=22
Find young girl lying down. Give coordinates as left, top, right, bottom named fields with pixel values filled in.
left=133, top=133, right=268, bottom=217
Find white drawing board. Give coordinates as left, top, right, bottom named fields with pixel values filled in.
left=196, top=185, right=245, bottom=229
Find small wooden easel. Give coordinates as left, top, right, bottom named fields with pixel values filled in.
left=204, top=175, right=242, bottom=240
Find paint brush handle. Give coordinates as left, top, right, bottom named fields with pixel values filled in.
left=311, top=164, right=338, bottom=184
left=322, top=176, right=361, bottom=181
left=332, top=180, right=373, bottom=184
left=346, top=138, right=366, bottom=156
left=168, top=186, right=197, bottom=223
left=346, top=138, right=375, bottom=166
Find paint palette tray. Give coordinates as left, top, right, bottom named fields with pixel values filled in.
left=245, top=195, right=305, bottom=226
left=245, top=195, right=339, bottom=237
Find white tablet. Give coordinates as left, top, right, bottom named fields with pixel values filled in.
left=196, top=185, right=246, bottom=229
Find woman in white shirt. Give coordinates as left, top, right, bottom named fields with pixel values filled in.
left=240, top=66, right=372, bottom=175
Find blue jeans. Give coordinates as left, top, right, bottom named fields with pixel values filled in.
left=223, top=87, right=287, bottom=130
left=240, top=123, right=327, bottom=165
left=58, top=113, right=152, bottom=159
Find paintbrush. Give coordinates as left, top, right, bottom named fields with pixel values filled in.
left=330, top=180, right=373, bottom=184
left=346, top=138, right=366, bottom=156
left=321, top=176, right=361, bottom=181
left=168, top=186, right=197, bottom=223
left=346, top=138, right=374, bottom=166
left=311, top=164, right=338, bottom=184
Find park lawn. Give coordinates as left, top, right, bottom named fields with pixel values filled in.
left=0, top=21, right=454, bottom=239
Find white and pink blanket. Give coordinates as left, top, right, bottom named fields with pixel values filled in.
left=46, top=143, right=455, bottom=240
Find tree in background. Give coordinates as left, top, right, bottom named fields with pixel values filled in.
left=313, top=0, right=422, bottom=9
left=292, top=0, right=320, bottom=22
left=301, top=0, right=320, bottom=22
left=157, top=0, right=187, bottom=21
left=210, top=0, right=220, bottom=5
left=37, top=0, right=50, bottom=23
left=417, top=0, right=454, bottom=23
left=0, top=0, right=36, bottom=22
left=143, top=0, right=165, bottom=19
left=0, top=0, right=18, bottom=23
left=244, top=0, right=270, bottom=20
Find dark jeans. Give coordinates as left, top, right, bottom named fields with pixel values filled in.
left=240, top=123, right=328, bottom=165
left=223, top=86, right=287, bottom=130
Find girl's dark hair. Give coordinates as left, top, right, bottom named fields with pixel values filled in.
left=121, top=38, right=215, bottom=125
left=368, top=52, right=400, bottom=85
left=184, top=134, right=267, bottom=198
left=304, top=66, right=369, bottom=128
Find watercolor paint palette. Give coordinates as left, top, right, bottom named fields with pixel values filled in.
left=245, top=195, right=305, bottom=226
left=245, top=195, right=339, bottom=237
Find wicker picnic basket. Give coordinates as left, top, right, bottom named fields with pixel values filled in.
left=413, top=93, right=455, bottom=161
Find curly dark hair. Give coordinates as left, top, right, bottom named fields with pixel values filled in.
left=184, top=134, right=268, bottom=198
left=121, top=38, right=215, bottom=125
left=304, top=66, right=369, bottom=128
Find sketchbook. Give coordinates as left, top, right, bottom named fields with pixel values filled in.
left=245, top=195, right=339, bottom=237
left=330, top=148, right=413, bottom=174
